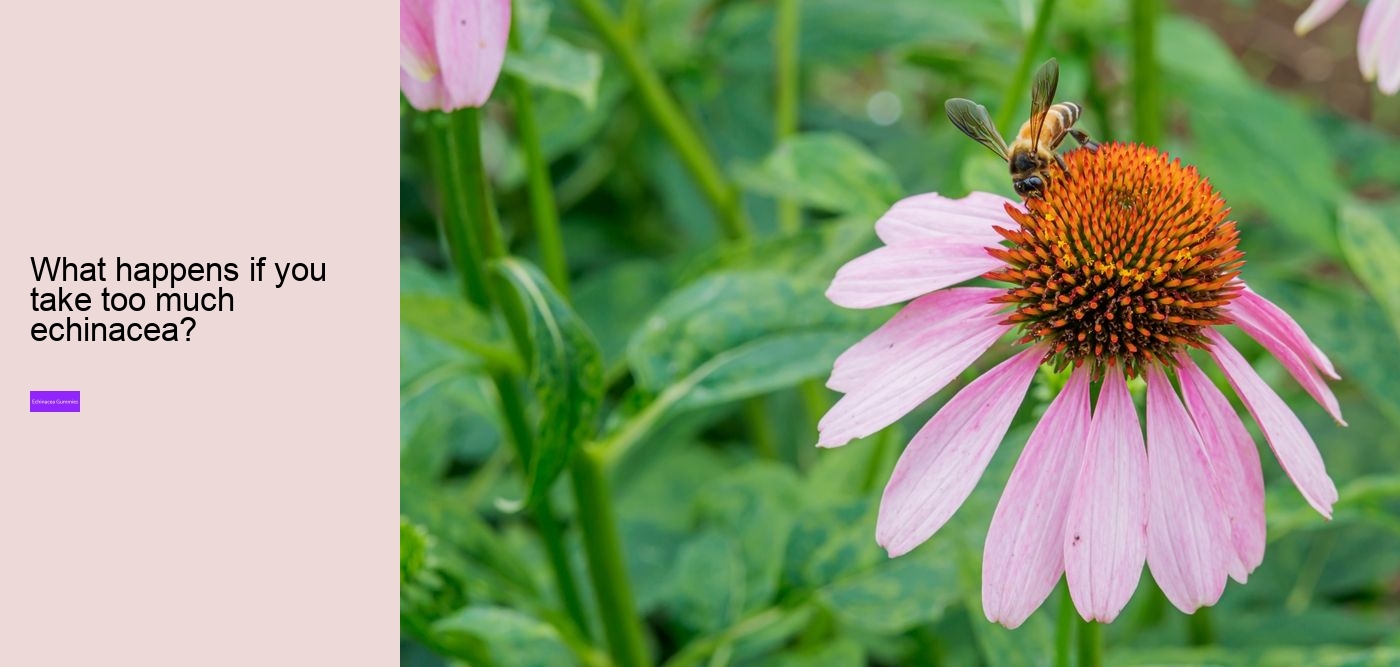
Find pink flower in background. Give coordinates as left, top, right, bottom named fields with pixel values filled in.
left=1296, top=0, right=1400, bottom=95
left=818, top=143, right=1344, bottom=627
left=400, top=0, right=511, bottom=110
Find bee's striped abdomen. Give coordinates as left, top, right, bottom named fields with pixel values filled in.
left=1049, top=102, right=1081, bottom=132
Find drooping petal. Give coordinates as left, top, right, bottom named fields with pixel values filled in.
left=1206, top=330, right=1338, bottom=518
left=983, top=368, right=1091, bottom=629
left=1177, top=354, right=1266, bottom=581
left=874, top=192, right=1014, bottom=246
left=401, top=0, right=438, bottom=80
left=817, top=312, right=1009, bottom=447
left=1144, top=366, right=1232, bottom=614
left=1227, top=295, right=1344, bottom=425
left=434, top=0, right=512, bottom=110
left=826, top=240, right=1003, bottom=309
left=1064, top=366, right=1147, bottom=623
left=876, top=347, right=1044, bottom=557
left=1294, top=0, right=1348, bottom=34
left=401, top=68, right=445, bottom=111
left=828, top=287, right=1004, bottom=393
left=1358, top=0, right=1400, bottom=82
left=1379, top=0, right=1400, bottom=95
left=1230, top=288, right=1337, bottom=379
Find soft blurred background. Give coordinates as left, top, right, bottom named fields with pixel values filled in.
left=400, top=0, right=1400, bottom=664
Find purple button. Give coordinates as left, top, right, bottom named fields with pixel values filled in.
left=31, top=391, right=80, bottom=413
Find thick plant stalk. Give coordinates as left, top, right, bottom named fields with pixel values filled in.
left=1132, top=0, right=1162, bottom=145
left=774, top=0, right=801, bottom=234
left=455, top=106, right=652, bottom=667
left=994, top=0, right=1060, bottom=131
left=437, top=107, right=594, bottom=644
left=571, top=0, right=750, bottom=242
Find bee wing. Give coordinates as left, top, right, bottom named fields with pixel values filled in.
left=1028, top=58, right=1059, bottom=153
left=945, top=98, right=1010, bottom=161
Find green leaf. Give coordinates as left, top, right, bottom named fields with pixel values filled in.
left=494, top=258, right=605, bottom=507
left=400, top=293, right=518, bottom=371
left=1156, top=15, right=1248, bottom=86
left=817, top=548, right=960, bottom=635
left=573, top=259, right=672, bottom=375
left=1113, top=646, right=1400, bottom=666
left=1175, top=81, right=1343, bottom=256
left=668, top=531, right=748, bottom=634
left=628, top=270, right=879, bottom=393
left=735, top=134, right=902, bottom=217
left=678, top=215, right=876, bottom=285
left=766, top=638, right=866, bottom=667
left=693, top=462, right=804, bottom=613
left=400, top=517, right=431, bottom=589
left=432, top=606, right=577, bottom=667
left=1338, top=201, right=1400, bottom=341
left=506, top=36, right=603, bottom=109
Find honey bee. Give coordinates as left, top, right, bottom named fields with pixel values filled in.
left=945, top=58, right=1099, bottom=199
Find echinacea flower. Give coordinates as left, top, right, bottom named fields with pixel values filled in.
left=400, top=0, right=511, bottom=110
left=1296, top=0, right=1400, bottom=95
left=818, top=142, right=1344, bottom=627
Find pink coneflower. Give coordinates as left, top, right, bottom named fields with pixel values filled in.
left=1296, top=0, right=1400, bottom=95
left=400, top=0, right=511, bottom=110
left=818, top=143, right=1344, bottom=627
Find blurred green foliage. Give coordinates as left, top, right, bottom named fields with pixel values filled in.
left=402, top=0, right=1400, bottom=664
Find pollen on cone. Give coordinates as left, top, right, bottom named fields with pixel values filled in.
left=984, top=142, right=1245, bottom=378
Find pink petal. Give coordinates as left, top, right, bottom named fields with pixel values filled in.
left=1144, top=366, right=1231, bottom=614
left=401, top=68, right=445, bottom=111
left=826, top=240, right=1003, bottom=309
left=1379, top=0, right=1400, bottom=94
left=1232, top=288, right=1337, bottom=380
left=874, top=192, right=1014, bottom=246
left=1206, top=330, right=1338, bottom=518
left=1294, top=0, right=1348, bottom=34
left=817, top=313, right=1009, bottom=447
left=401, top=0, right=438, bottom=80
left=1177, top=354, right=1266, bottom=582
left=876, top=347, right=1044, bottom=557
left=434, top=0, right=511, bottom=110
left=1358, top=0, right=1399, bottom=81
left=1227, top=295, right=1345, bottom=425
left=828, top=287, right=1004, bottom=393
left=983, top=368, right=1092, bottom=629
left=1064, top=366, right=1147, bottom=623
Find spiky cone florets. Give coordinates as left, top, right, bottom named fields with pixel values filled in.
left=984, top=142, right=1245, bottom=378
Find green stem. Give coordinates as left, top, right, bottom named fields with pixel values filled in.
left=773, top=0, right=801, bottom=234
left=438, top=107, right=593, bottom=643
left=468, top=100, right=652, bottom=666
left=742, top=398, right=780, bottom=461
left=1131, top=0, right=1161, bottom=145
left=450, top=109, right=509, bottom=261
left=994, top=0, right=1060, bottom=131
left=1054, top=585, right=1073, bottom=667
left=509, top=76, right=571, bottom=298
left=424, top=114, right=490, bottom=308
left=1187, top=606, right=1215, bottom=646
left=798, top=380, right=827, bottom=427
left=449, top=108, right=531, bottom=355
left=1074, top=33, right=1115, bottom=142
left=571, top=0, right=750, bottom=242
left=858, top=429, right=893, bottom=494
left=494, top=375, right=593, bottom=638
left=572, top=448, right=652, bottom=667
left=1078, top=618, right=1102, bottom=667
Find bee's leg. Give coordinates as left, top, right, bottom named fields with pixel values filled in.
left=1069, top=128, right=1100, bottom=151
left=1055, top=153, right=1070, bottom=175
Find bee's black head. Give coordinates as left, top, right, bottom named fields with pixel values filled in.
left=1012, top=152, right=1039, bottom=173
left=1014, top=175, right=1045, bottom=198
